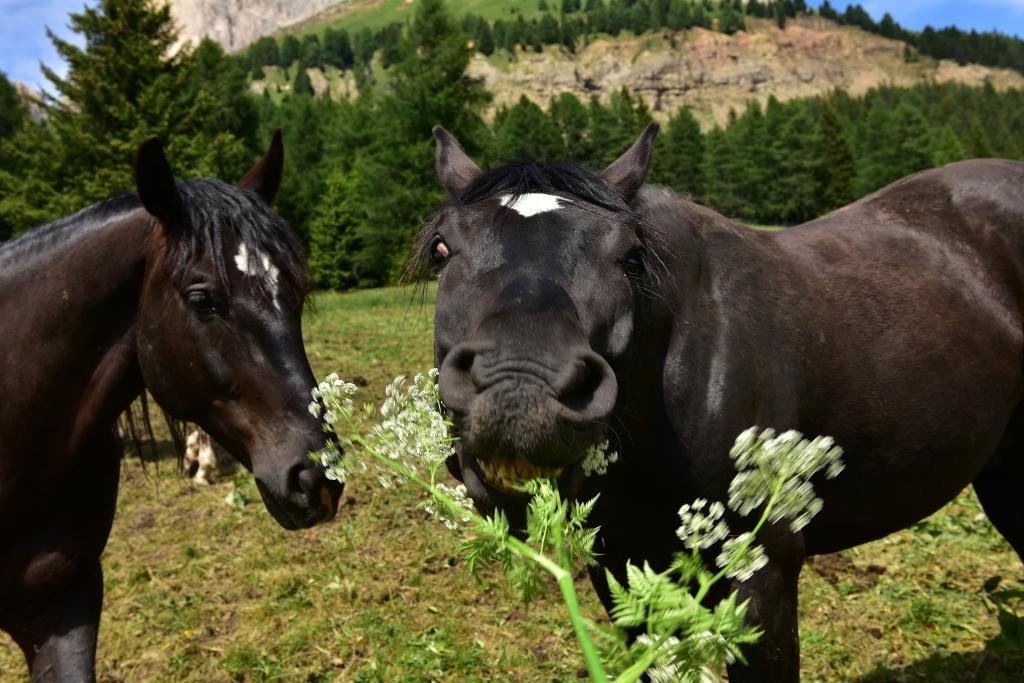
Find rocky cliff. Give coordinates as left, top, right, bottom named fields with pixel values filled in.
left=166, top=0, right=347, bottom=52
left=465, top=17, right=1024, bottom=128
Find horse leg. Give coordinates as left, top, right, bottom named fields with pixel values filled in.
left=725, top=552, right=803, bottom=682
left=974, top=450, right=1024, bottom=562
left=8, top=561, right=103, bottom=682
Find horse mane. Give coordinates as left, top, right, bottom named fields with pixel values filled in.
left=406, top=160, right=672, bottom=285
left=3, top=179, right=309, bottom=466
left=0, top=192, right=142, bottom=268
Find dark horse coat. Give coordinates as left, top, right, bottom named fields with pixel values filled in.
left=424, top=124, right=1024, bottom=680
left=0, top=136, right=340, bottom=681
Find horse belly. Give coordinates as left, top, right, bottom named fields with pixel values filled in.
left=800, top=368, right=1021, bottom=555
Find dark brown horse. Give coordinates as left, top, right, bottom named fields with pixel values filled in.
left=421, top=124, right=1024, bottom=679
left=0, top=135, right=341, bottom=680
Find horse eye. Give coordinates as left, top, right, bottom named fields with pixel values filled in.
left=186, top=289, right=216, bottom=315
left=622, top=250, right=645, bottom=277
left=431, top=238, right=450, bottom=262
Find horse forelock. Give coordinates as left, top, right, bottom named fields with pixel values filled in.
left=405, top=160, right=674, bottom=290
left=164, top=179, right=308, bottom=306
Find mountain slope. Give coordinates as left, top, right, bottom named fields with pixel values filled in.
left=465, top=17, right=1024, bottom=128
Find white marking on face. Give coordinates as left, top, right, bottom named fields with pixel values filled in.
left=499, top=193, right=569, bottom=217
left=234, top=242, right=281, bottom=309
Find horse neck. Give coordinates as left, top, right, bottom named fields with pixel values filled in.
left=3, top=209, right=154, bottom=456
left=618, top=191, right=779, bottom=453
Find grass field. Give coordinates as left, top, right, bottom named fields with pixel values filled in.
left=284, top=0, right=546, bottom=39
left=1, top=284, right=1023, bottom=681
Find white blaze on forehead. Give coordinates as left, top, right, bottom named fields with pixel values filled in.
left=233, top=242, right=281, bottom=309
left=499, top=192, right=570, bottom=217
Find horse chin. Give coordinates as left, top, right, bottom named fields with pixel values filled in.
left=254, top=479, right=334, bottom=530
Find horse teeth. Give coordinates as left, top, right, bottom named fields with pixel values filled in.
left=476, top=457, right=566, bottom=492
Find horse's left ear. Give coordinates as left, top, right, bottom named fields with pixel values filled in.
left=134, top=137, right=183, bottom=227
left=433, top=126, right=482, bottom=196
left=238, top=129, right=284, bottom=204
left=600, top=122, right=660, bottom=200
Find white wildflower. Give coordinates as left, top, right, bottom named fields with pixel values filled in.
left=366, top=372, right=455, bottom=479
left=580, top=440, right=619, bottom=477
left=308, top=370, right=455, bottom=487
left=728, top=427, right=844, bottom=532
left=715, top=533, right=768, bottom=582
left=676, top=499, right=729, bottom=550
left=423, top=482, right=474, bottom=529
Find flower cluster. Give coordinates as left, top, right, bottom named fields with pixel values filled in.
left=714, top=533, right=768, bottom=582
left=728, top=427, right=845, bottom=532
left=308, top=370, right=455, bottom=487
left=364, top=370, right=454, bottom=486
left=308, top=373, right=359, bottom=427
left=675, top=499, right=729, bottom=551
left=423, top=481, right=474, bottom=530
left=580, top=440, right=620, bottom=477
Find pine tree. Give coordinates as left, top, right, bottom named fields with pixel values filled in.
left=703, top=125, right=745, bottom=217
left=931, top=124, right=966, bottom=166
left=308, top=167, right=363, bottom=290
left=718, top=3, right=746, bottom=34
left=281, top=35, right=301, bottom=66
left=308, top=0, right=491, bottom=288
left=293, top=67, right=315, bottom=95
left=539, top=14, right=561, bottom=44
left=0, top=0, right=253, bottom=232
left=892, top=102, right=933, bottom=176
left=652, top=106, right=705, bottom=197
left=855, top=98, right=900, bottom=194
left=817, top=100, right=855, bottom=213
left=474, top=18, right=495, bottom=55
left=667, top=0, right=693, bottom=30
left=324, top=28, right=354, bottom=69
left=771, top=102, right=821, bottom=223
left=490, top=96, right=564, bottom=162
left=965, top=117, right=994, bottom=157
left=549, top=92, right=591, bottom=160
left=0, top=72, right=25, bottom=141
left=299, top=34, right=323, bottom=69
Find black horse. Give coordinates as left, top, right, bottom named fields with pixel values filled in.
left=0, top=135, right=342, bottom=680
left=420, top=124, right=1024, bottom=679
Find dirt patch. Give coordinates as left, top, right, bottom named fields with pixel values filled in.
left=807, top=552, right=887, bottom=592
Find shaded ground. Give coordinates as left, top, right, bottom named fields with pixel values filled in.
left=1, top=285, right=1022, bottom=681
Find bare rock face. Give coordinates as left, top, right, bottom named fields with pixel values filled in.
left=13, top=82, right=47, bottom=121
left=166, top=0, right=346, bottom=52
left=467, top=17, right=1024, bottom=129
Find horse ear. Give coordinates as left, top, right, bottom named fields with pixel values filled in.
left=599, top=122, right=660, bottom=200
left=433, top=126, right=481, bottom=196
left=134, top=137, right=183, bottom=227
left=238, top=129, right=284, bottom=204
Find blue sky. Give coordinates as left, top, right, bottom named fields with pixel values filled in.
left=2, top=1, right=1024, bottom=90
left=822, top=1, right=1024, bottom=37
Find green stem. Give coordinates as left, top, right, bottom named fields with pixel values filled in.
left=352, top=438, right=608, bottom=681
left=553, top=505, right=608, bottom=682
left=695, top=482, right=782, bottom=602
left=612, top=634, right=670, bottom=683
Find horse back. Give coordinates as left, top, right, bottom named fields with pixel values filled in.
left=722, top=160, right=1024, bottom=548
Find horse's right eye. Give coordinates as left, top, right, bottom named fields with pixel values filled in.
left=186, top=290, right=216, bottom=316
left=431, top=238, right=451, bottom=264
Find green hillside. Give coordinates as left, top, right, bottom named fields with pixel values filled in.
left=284, top=0, right=545, bottom=37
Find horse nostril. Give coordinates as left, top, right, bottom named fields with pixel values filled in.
left=439, top=343, right=480, bottom=413
left=556, top=352, right=617, bottom=421
left=297, top=464, right=323, bottom=498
